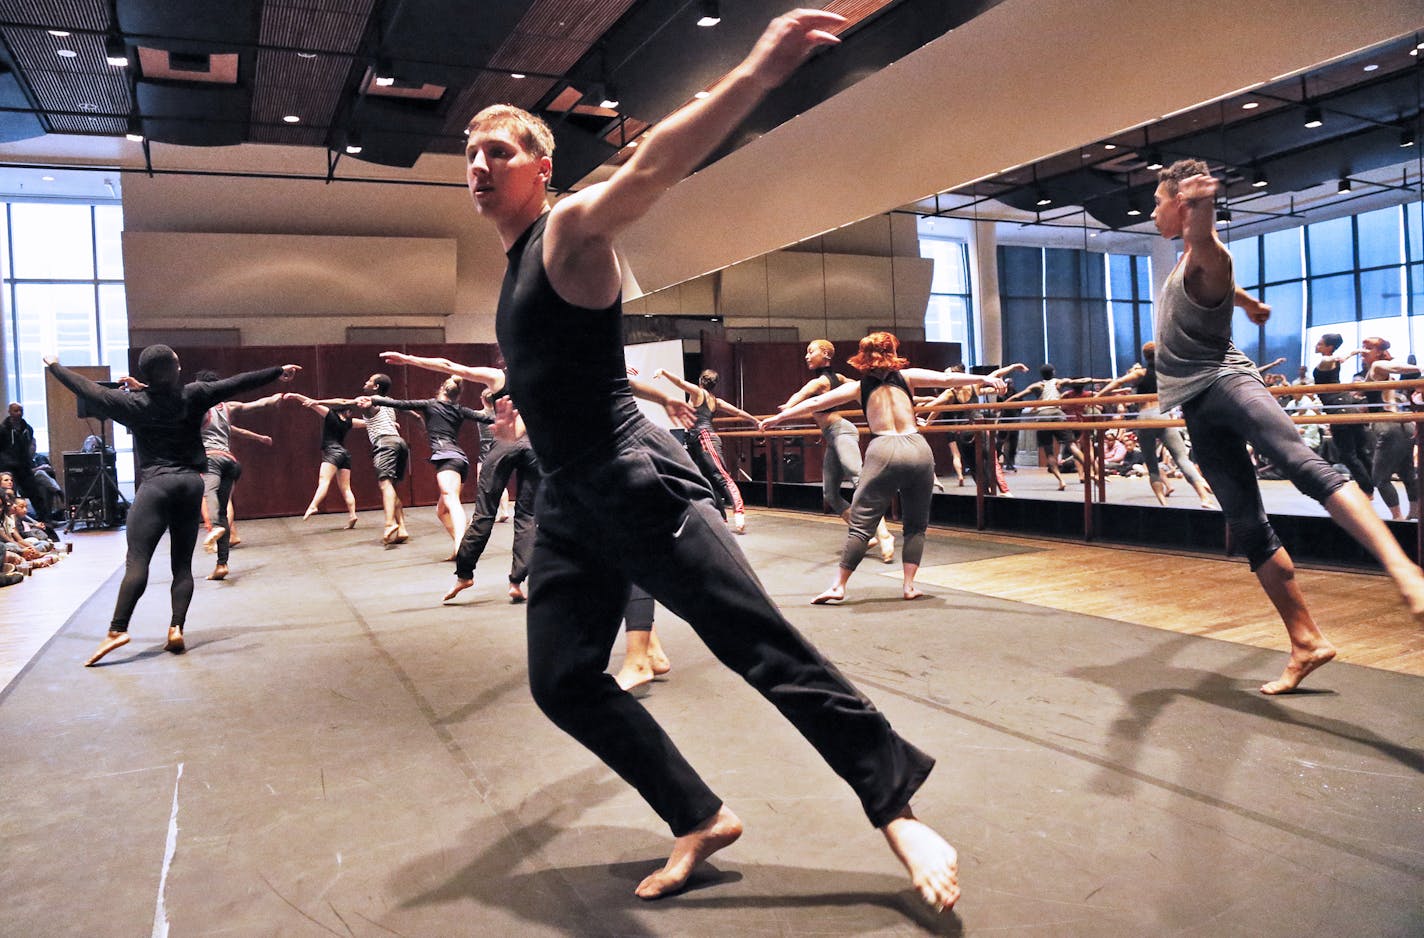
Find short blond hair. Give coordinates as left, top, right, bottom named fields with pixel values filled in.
left=808, top=339, right=835, bottom=358
left=466, top=104, right=555, bottom=160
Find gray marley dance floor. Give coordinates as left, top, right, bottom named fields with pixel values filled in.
left=2, top=511, right=1421, bottom=936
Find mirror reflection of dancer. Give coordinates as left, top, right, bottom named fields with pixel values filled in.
left=313, top=373, right=410, bottom=544
left=764, top=333, right=1005, bottom=604
left=653, top=368, right=755, bottom=534
left=284, top=393, right=363, bottom=527
left=463, top=9, right=958, bottom=911
left=357, top=372, right=493, bottom=559
left=193, top=372, right=284, bottom=581
left=1004, top=365, right=1095, bottom=491
left=1358, top=336, right=1420, bottom=521
left=1097, top=344, right=1215, bottom=508
left=1149, top=160, right=1424, bottom=693
left=1310, top=335, right=1372, bottom=495
left=921, top=363, right=1027, bottom=497
left=777, top=340, right=893, bottom=561
left=44, top=347, right=298, bottom=665
left=375, top=352, right=536, bottom=603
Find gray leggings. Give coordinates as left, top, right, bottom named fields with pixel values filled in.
left=840, top=433, right=934, bottom=571
left=821, top=418, right=863, bottom=514
left=1136, top=407, right=1206, bottom=489
left=1370, top=422, right=1417, bottom=512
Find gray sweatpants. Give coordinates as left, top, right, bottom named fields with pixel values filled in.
left=821, top=418, right=863, bottom=514
left=840, top=433, right=934, bottom=571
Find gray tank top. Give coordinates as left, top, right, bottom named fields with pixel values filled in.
left=364, top=405, right=399, bottom=442
left=200, top=402, right=231, bottom=453
left=1155, top=255, right=1258, bottom=410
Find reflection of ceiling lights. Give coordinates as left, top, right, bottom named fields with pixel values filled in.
left=56, top=48, right=76, bottom=58
left=1145, top=152, right=1164, bottom=170
left=1252, top=169, right=1268, bottom=188
left=1303, top=106, right=1323, bottom=128
left=598, top=83, right=620, bottom=110
left=125, top=116, right=143, bottom=142
left=1241, top=101, right=1259, bottom=110
left=1103, top=143, right=1116, bottom=150
left=1035, top=191, right=1052, bottom=207
left=1126, top=205, right=1142, bottom=217
left=374, top=58, right=395, bottom=86
left=296, top=52, right=317, bottom=59
left=47, top=29, right=69, bottom=37
left=1402, top=127, right=1417, bottom=148
left=694, top=90, right=710, bottom=100
left=41, top=175, right=54, bottom=182
left=1362, top=63, right=1378, bottom=72
left=510, top=72, right=525, bottom=79
left=1337, top=177, right=1352, bottom=193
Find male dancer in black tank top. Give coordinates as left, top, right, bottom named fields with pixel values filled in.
left=462, top=10, right=959, bottom=912
left=1311, top=334, right=1372, bottom=495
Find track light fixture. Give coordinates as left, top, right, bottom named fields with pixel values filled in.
left=1251, top=168, right=1268, bottom=188
left=345, top=131, right=363, bottom=155
left=1215, top=205, right=1232, bottom=224
left=1402, top=127, right=1417, bottom=148
left=104, top=34, right=128, bottom=68
left=373, top=57, right=395, bottom=87
left=697, top=0, right=721, bottom=27
left=1337, top=177, right=1352, bottom=194
left=124, top=115, right=142, bottom=143
left=1145, top=151, right=1164, bottom=171
left=1303, top=106, right=1323, bottom=129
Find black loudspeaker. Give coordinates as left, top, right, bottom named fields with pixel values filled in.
left=63, top=451, right=122, bottom=529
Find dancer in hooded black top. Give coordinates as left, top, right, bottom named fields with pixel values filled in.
left=44, top=346, right=299, bottom=665
left=462, top=10, right=959, bottom=913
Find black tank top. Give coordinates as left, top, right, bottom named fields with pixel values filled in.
left=692, top=395, right=716, bottom=433
left=1313, top=360, right=1347, bottom=407
left=1136, top=362, right=1158, bottom=396
left=813, top=366, right=846, bottom=413
left=322, top=410, right=352, bottom=449
left=859, top=369, right=912, bottom=413
left=494, top=213, right=640, bottom=471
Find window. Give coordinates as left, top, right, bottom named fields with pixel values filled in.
left=4, top=201, right=132, bottom=482
left=919, top=236, right=974, bottom=362
left=996, top=245, right=1115, bottom=379
left=1106, top=253, right=1153, bottom=375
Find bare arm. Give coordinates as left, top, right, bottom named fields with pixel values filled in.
left=378, top=351, right=505, bottom=391
left=1096, top=365, right=1146, bottom=397
left=1177, top=174, right=1233, bottom=309
left=779, top=374, right=834, bottom=410
left=1234, top=287, right=1271, bottom=325
left=1256, top=357, right=1287, bottom=374
left=1005, top=380, right=1044, bottom=403
left=653, top=369, right=702, bottom=400
left=283, top=392, right=330, bottom=418
left=229, top=425, right=273, bottom=446
left=226, top=392, right=285, bottom=414
left=629, top=376, right=696, bottom=429
left=902, top=367, right=1006, bottom=396
left=987, top=362, right=1029, bottom=381
left=760, top=380, right=860, bottom=429
left=713, top=399, right=759, bottom=425
left=543, top=11, right=844, bottom=308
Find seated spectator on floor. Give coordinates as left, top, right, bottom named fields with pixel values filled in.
left=29, top=451, right=64, bottom=521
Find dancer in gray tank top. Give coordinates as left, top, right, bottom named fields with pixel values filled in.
left=1150, top=159, right=1424, bottom=694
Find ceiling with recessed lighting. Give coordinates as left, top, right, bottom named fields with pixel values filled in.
left=907, top=33, right=1423, bottom=240
left=0, top=0, right=1002, bottom=190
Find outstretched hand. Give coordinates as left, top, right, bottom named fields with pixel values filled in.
left=983, top=376, right=1007, bottom=395
left=42, top=355, right=57, bottom=367
left=116, top=375, right=147, bottom=391
left=663, top=397, right=696, bottom=429
left=280, top=364, right=302, bottom=380
left=1245, top=300, right=1272, bottom=325
left=743, top=9, right=845, bottom=91
left=379, top=351, right=408, bottom=365
left=354, top=396, right=374, bottom=409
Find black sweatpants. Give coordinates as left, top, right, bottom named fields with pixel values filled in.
left=527, top=419, right=933, bottom=836
left=113, top=470, right=204, bottom=632
left=455, top=437, right=539, bottom=583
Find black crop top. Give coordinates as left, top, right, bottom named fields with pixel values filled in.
left=859, top=369, right=912, bottom=413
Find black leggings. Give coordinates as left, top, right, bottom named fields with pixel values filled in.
left=202, top=454, right=241, bottom=564
left=113, top=470, right=204, bottom=632
left=1183, top=373, right=1347, bottom=570
left=1371, top=422, right=1416, bottom=512
left=1330, top=422, right=1374, bottom=496
left=528, top=421, right=932, bottom=836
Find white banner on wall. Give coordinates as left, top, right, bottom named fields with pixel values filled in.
left=624, top=339, right=685, bottom=430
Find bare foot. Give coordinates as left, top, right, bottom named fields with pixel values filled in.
left=392, top=528, right=410, bottom=545
left=635, top=806, right=743, bottom=900
left=1056, top=481, right=1066, bottom=492
left=882, top=809, right=960, bottom=912
left=615, top=661, right=655, bottom=691
left=903, top=585, right=924, bottom=601
left=345, top=517, right=358, bottom=530
left=508, top=582, right=526, bottom=604
left=879, top=534, right=895, bottom=564
left=85, top=631, right=130, bottom=667
left=442, top=578, right=474, bottom=603
left=302, top=506, right=316, bottom=520
left=732, top=513, right=746, bottom=535
left=207, top=564, right=228, bottom=581
left=164, top=626, right=185, bottom=654
left=202, top=527, right=225, bottom=553
left=1390, top=562, right=1424, bottom=621
left=1260, top=644, right=1337, bottom=694
left=650, top=652, right=672, bottom=679
left=382, top=523, right=399, bottom=545
left=812, top=584, right=846, bottom=605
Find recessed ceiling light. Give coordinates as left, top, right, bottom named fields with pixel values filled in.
left=510, top=73, right=525, bottom=79
left=283, top=115, right=301, bottom=123
left=1103, top=143, right=1116, bottom=150
left=296, top=52, right=317, bottom=59
left=56, top=48, right=77, bottom=58
left=1241, top=101, right=1259, bottom=110
left=694, top=90, right=710, bottom=99
left=1363, top=63, right=1379, bottom=72
left=1126, top=207, right=1142, bottom=217
left=1304, top=107, right=1323, bottom=129
left=47, top=30, right=69, bottom=37
left=41, top=175, right=54, bottom=182
left=627, top=140, right=639, bottom=148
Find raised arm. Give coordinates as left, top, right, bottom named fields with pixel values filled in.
left=779, top=374, right=834, bottom=410
left=629, top=376, right=696, bottom=429
left=1256, top=357, right=1287, bottom=374
left=367, top=396, right=430, bottom=414
left=226, top=391, right=286, bottom=414
left=1177, top=174, right=1233, bottom=309
left=760, top=380, right=860, bottom=430
left=653, top=369, right=702, bottom=400
left=543, top=11, right=844, bottom=308
left=902, top=368, right=1006, bottom=396
left=1366, top=360, right=1424, bottom=381
left=1096, top=365, right=1146, bottom=397
left=987, top=362, right=1029, bottom=382
left=193, top=365, right=299, bottom=410
left=379, top=351, right=505, bottom=391
left=43, top=358, right=140, bottom=418
left=713, top=399, right=759, bottom=425
left=1005, top=380, right=1044, bottom=403
left=229, top=425, right=273, bottom=447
